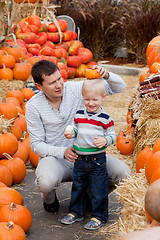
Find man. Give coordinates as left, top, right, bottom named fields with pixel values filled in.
left=25, top=60, right=131, bottom=212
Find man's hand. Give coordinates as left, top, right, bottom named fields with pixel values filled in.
left=64, top=147, right=78, bottom=162
left=92, top=65, right=109, bottom=79
left=93, top=137, right=107, bottom=148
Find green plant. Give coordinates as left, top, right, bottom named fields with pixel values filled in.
left=117, top=0, right=160, bottom=63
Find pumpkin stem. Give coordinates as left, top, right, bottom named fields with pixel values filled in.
left=3, top=152, right=13, bottom=160
left=1, top=97, right=6, bottom=104
left=2, top=63, right=6, bottom=69
left=10, top=202, right=17, bottom=210
left=5, top=221, right=14, bottom=229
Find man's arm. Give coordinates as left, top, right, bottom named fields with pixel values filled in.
left=25, top=103, right=67, bottom=159
left=92, top=65, right=126, bottom=94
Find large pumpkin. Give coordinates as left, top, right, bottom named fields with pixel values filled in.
left=145, top=151, right=160, bottom=183
left=76, top=64, right=88, bottom=78
left=0, top=203, right=32, bottom=233
left=67, top=56, right=82, bottom=68
left=68, top=40, right=83, bottom=56
left=77, top=47, right=93, bottom=63
left=146, top=36, right=160, bottom=68
left=136, top=147, right=153, bottom=173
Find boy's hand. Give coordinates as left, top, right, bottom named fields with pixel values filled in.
left=64, top=132, right=74, bottom=139
left=92, top=65, right=109, bottom=79
left=93, top=137, right=107, bottom=148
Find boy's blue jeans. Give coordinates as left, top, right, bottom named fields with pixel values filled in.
left=69, top=152, right=109, bottom=223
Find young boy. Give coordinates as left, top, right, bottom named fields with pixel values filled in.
left=61, top=79, right=116, bottom=230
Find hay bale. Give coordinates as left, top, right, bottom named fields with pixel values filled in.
left=130, top=93, right=160, bottom=156
left=0, top=79, right=25, bottom=100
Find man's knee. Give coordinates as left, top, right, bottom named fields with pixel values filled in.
left=35, top=156, right=62, bottom=194
left=107, top=154, right=131, bottom=186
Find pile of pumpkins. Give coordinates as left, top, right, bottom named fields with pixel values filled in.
left=0, top=14, right=101, bottom=82
left=0, top=88, right=38, bottom=238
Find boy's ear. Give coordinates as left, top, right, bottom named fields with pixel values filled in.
left=103, top=93, right=107, bottom=100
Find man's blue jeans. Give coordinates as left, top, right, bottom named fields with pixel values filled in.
left=69, top=152, right=109, bottom=223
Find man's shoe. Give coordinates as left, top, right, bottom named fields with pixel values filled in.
left=43, top=194, right=59, bottom=212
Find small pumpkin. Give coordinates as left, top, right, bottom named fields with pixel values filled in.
left=21, top=88, right=35, bottom=101
left=0, top=132, right=18, bottom=158
left=153, top=138, right=160, bottom=153
left=0, top=153, right=26, bottom=184
left=0, top=187, right=23, bottom=206
left=0, top=54, right=15, bottom=68
left=0, top=98, right=18, bottom=119
left=11, top=122, right=23, bottom=140
left=0, top=202, right=32, bottom=233
left=0, top=64, right=13, bottom=81
left=116, top=137, right=134, bottom=155
left=0, top=221, right=26, bottom=239
left=5, top=47, right=22, bottom=63
left=84, top=69, right=101, bottom=79
left=0, top=165, right=13, bottom=187
left=13, top=62, right=31, bottom=81
left=6, top=90, right=24, bottom=104
left=14, top=113, right=27, bottom=132
left=13, top=142, right=29, bottom=163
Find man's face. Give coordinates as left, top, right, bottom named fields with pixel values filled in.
left=35, top=70, right=64, bottom=100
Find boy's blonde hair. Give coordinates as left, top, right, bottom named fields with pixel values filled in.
left=82, top=79, right=106, bottom=96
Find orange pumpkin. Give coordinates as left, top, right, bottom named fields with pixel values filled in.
left=29, top=149, right=39, bottom=168
left=14, top=114, right=27, bottom=132
left=116, top=137, right=134, bottom=155
left=0, top=221, right=26, bottom=240
left=150, top=167, right=160, bottom=184
left=76, top=64, right=88, bottom=78
left=13, top=63, right=31, bottom=81
left=20, top=136, right=31, bottom=153
left=145, top=151, right=160, bottom=183
left=5, top=47, right=22, bottom=63
left=21, top=88, right=35, bottom=100
left=0, top=182, right=7, bottom=188
left=153, top=138, right=160, bottom=153
left=0, top=54, right=15, bottom=68
left=0, top=132, right=18, bottom=158
left=0, top=98, right=18, bottom=119
left=0, top=202, right=32, bottom=233
left=6, top=90, right=24, bottom=104
left=0, top=65, right=13, bottom=81
left=85, top=69, right=101, bottom=79
left=0, top=165, right=13, bottom=187
left=11, top=122, right=23, bottom=140
left=6, top=97, right=20, bottom=107
left=0, top=153, right=26, bottom=184
left=136, top=147, right=153, bottom=173
left=0, top=187, right=23, bottom=206
left=13, top=142, right=29, bottom=163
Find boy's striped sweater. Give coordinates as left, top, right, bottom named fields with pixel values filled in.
left=73, top=107, right=116, bottom=155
